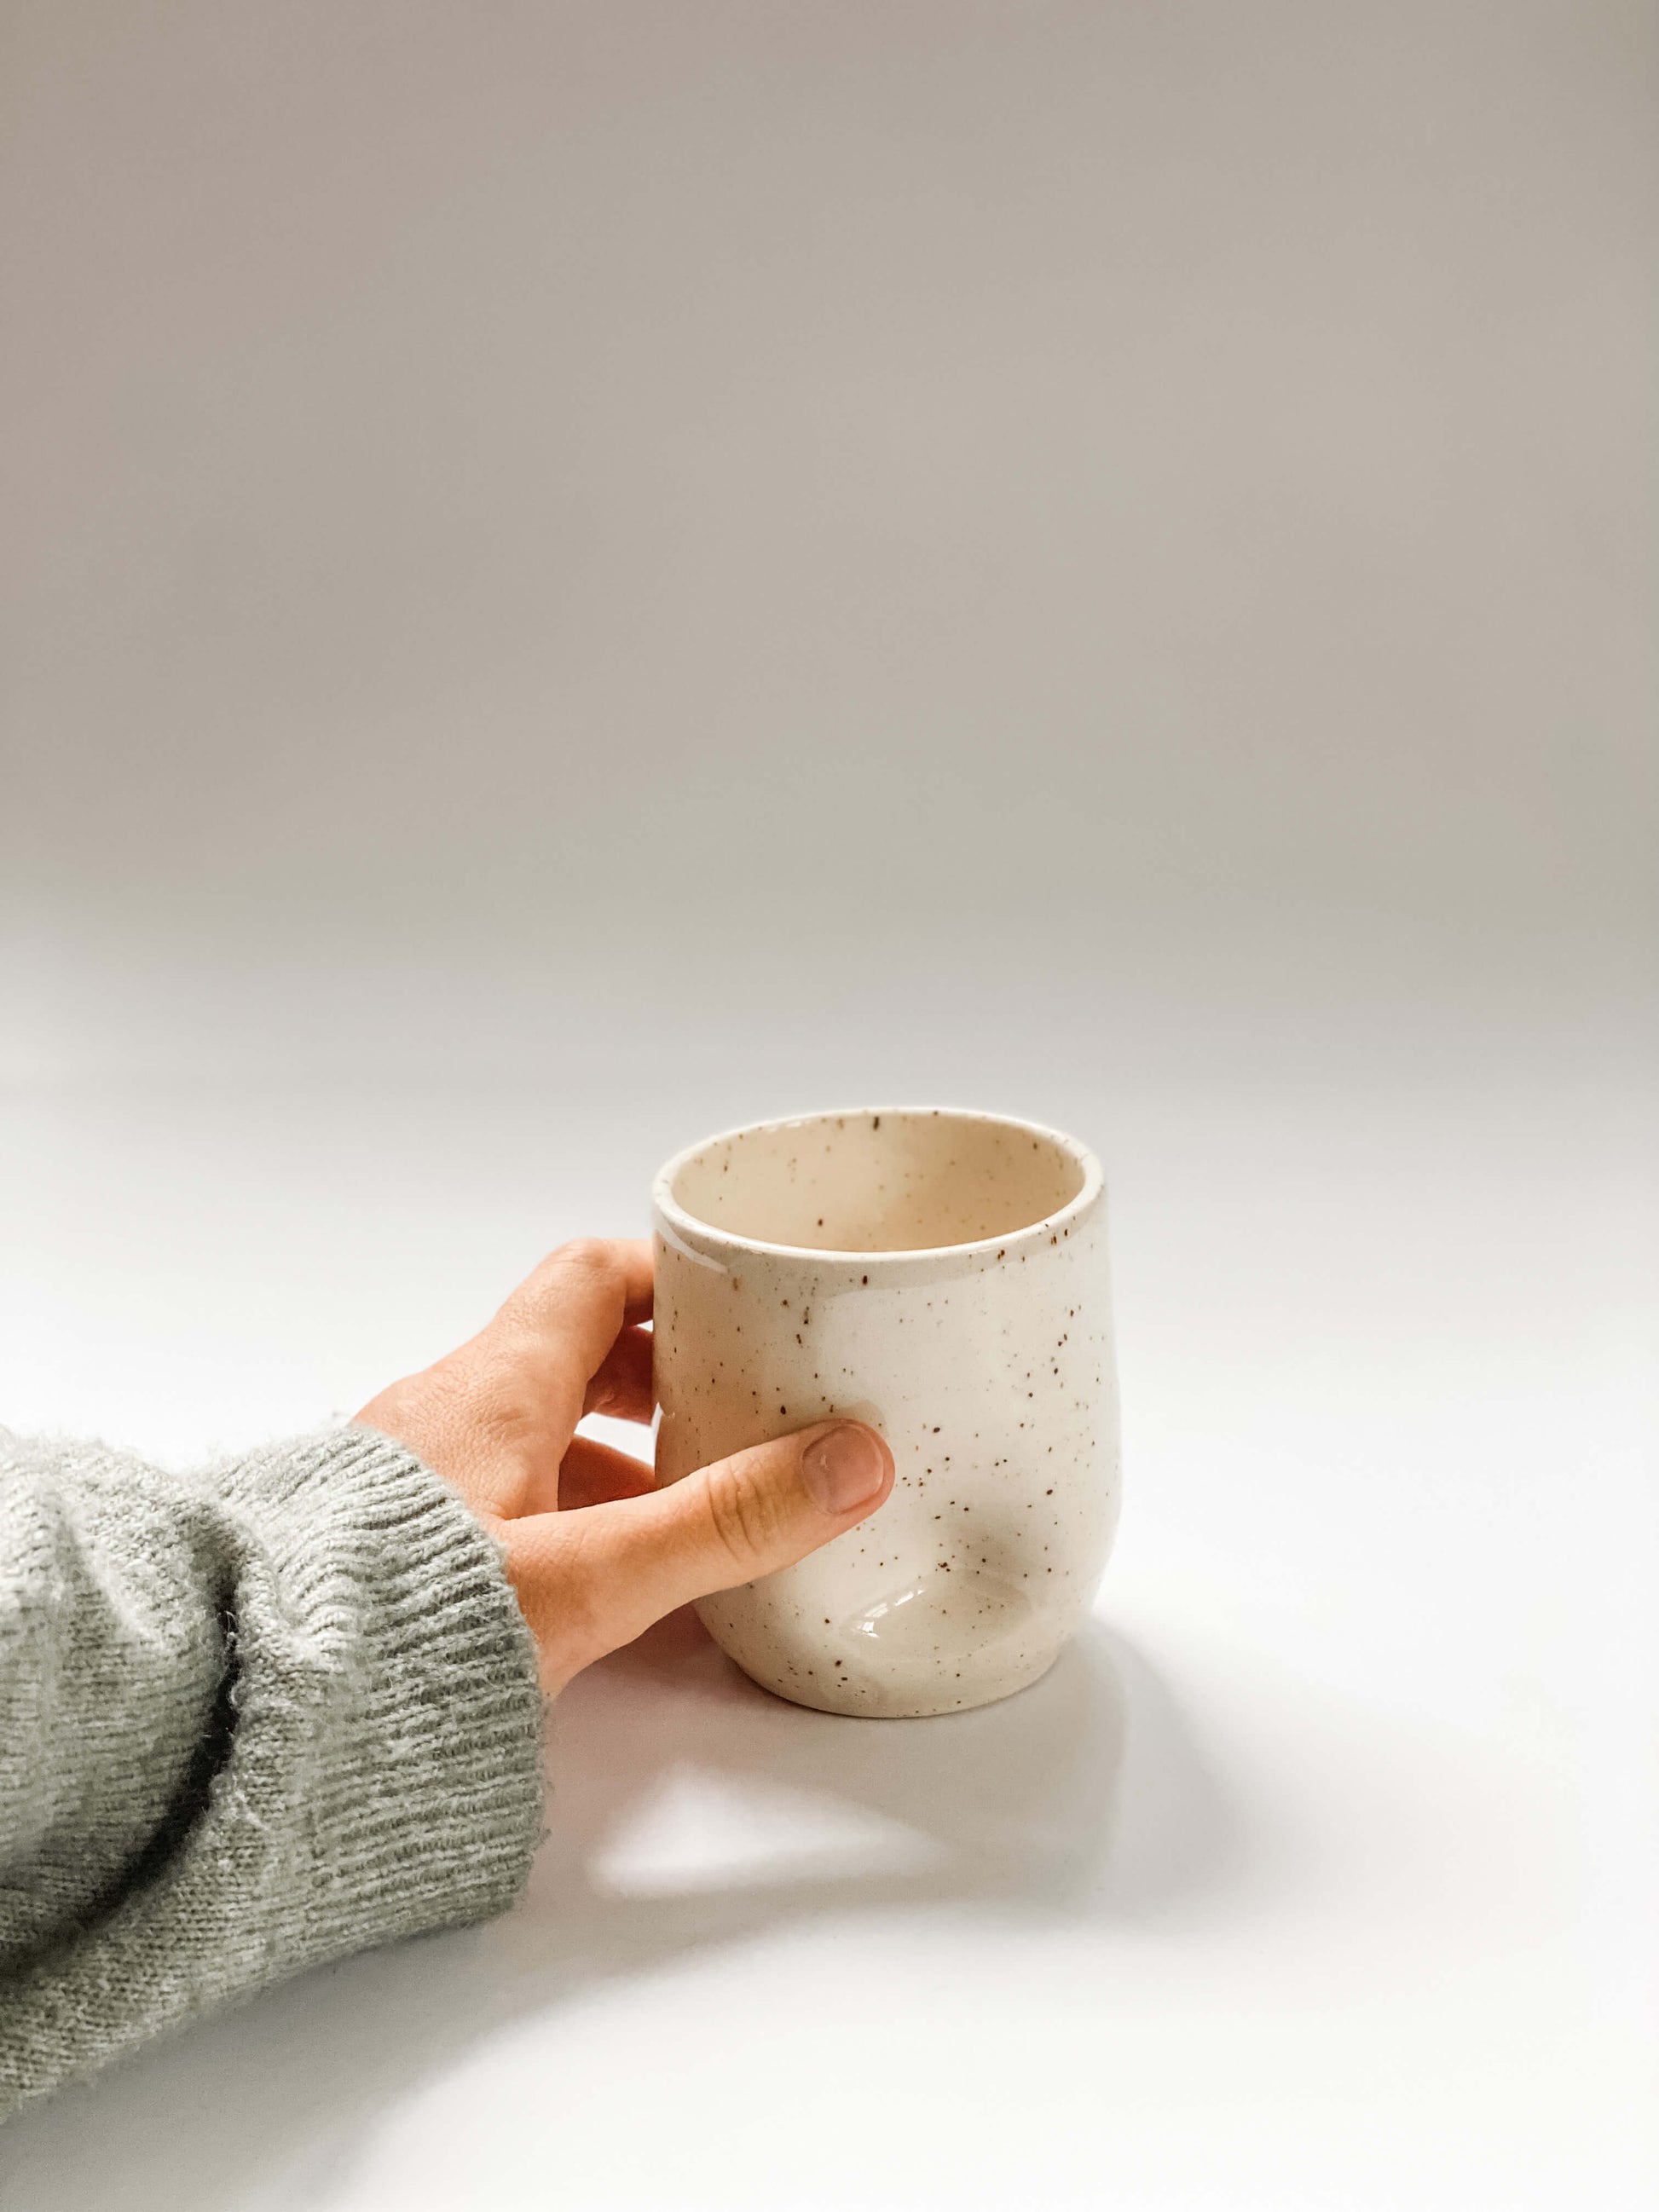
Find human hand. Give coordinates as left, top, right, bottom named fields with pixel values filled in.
left=355, top=1238, right=895, bottom=1692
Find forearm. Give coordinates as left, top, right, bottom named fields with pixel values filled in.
left=0, top=1425, right=543, bottom=2118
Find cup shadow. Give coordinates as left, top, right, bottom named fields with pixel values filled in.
left=0, top=1614, right=1240, bottom=2212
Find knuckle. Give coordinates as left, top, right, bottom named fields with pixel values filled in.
left=509, top=1236, right=623, bottom=1340
left=555, top=1237, right=618, bottom=1285
left=701, top=1458, right=783, bottom=1574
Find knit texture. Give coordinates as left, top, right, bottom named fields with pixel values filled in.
left=0, top=1424, right=545, bottom=2117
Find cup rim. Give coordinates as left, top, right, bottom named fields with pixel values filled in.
left=651, top=1105, right=1103, bottom=1267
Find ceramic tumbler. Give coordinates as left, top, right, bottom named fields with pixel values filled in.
left=651, top=1106, right=1120, bottom=1717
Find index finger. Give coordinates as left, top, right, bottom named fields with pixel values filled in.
left=488, top=1237, right=654, bottom=1463
left=548, top=1236, right=650, bottom=1327
left=477, top=1247, right=655, bottom=1469
left=504, top=1236, right=652, bottom=1343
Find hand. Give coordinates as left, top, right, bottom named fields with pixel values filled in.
left=355, top=1238, right=895, bottom=1693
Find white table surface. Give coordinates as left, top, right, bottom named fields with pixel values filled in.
left=0, top=1066, right=1652, bottom=2209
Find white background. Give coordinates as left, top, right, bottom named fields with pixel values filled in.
left=2, top=3, right=1655, bottom=2204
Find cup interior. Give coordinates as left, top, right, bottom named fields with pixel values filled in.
left=665, top=1109, right=1088, bottom=1255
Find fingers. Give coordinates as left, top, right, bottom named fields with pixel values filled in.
left=355, top=1239, right=656, bottom=1528
left=506, top=1237, right=653, bottom=1338
left=489, top=1238, right=654, bottom=1451
left=583, top=1323, right=654, bottom=1426
left=502, top=1420, right=895, bottom=1692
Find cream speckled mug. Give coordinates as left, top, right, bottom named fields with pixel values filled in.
left=651, top=1107, right=1120, bottom=1718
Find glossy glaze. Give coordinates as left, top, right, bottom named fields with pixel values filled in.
left=652, top=1107, right=1120, bottom=1718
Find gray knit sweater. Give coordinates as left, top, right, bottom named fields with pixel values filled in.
left=0, top=1424, right=546, bottom=2119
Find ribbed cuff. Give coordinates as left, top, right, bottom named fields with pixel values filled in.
left=219, top=1424, right=548, bottom=1949
left=0, top=1424, right=546, bottom=2116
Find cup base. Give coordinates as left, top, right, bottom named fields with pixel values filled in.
left=702, top=1616, right=1066, bottom=1720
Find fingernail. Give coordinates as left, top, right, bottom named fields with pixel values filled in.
left=801, top=1424, right=887, bottom=1515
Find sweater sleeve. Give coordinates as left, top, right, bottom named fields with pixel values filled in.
left=0, top=1424, right=545, bottom=2118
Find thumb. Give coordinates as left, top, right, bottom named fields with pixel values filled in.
left=512, top=1421, right=895, bottom=1688
left=623, top=1419, right=895, bottom=1636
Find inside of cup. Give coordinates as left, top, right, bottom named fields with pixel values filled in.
left=668, top=1109, right=1086, bottom=1254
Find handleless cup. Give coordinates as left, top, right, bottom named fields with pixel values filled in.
left=651, top=1106, right=1120, bottom=1718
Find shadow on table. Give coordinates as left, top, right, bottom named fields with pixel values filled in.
left=0, top=1615, right=1241, bottom=2212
